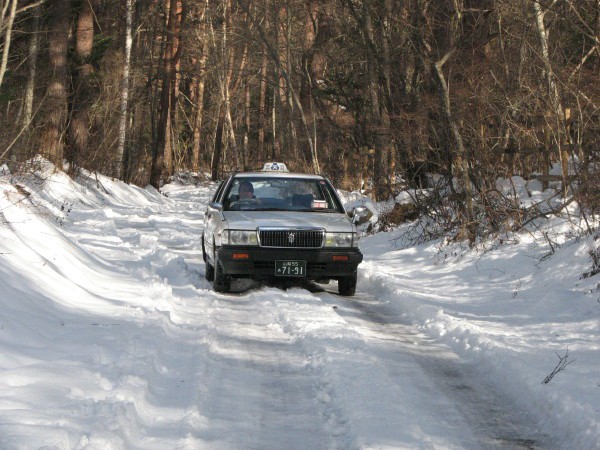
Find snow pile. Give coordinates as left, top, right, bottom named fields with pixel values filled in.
left=359, top=216, right=599, bottom=449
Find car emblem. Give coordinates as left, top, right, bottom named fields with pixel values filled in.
left=288, top=232, right=296, bottom=244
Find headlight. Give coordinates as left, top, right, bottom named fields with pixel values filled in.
left=324, top=232, right=356, bottom=248
left=222, top=230, right=258, bottom=246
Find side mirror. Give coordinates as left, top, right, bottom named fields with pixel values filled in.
left=209, top=201, right=223, bottom=211
left=351, top=206, right=369, bottom=224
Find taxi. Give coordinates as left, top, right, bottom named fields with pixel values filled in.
left=201, top=163, right=366, bottom=295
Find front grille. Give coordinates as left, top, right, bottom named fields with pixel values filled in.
left=258, top=228, right=324, bottom=248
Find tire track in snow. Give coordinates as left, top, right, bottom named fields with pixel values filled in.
left=327, top=274, right=555, bottom=449
left=180, top=289, right=349, bottom=449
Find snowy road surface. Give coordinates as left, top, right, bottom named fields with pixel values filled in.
left=1, top=165, right=597, bottom=449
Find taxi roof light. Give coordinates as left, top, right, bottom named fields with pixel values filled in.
left=261, top=162, right=289, bottom=172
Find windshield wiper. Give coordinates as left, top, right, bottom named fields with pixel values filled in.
left=291, top=208, right=337, bottom=212
left=254, top=207, right=288, bottom=211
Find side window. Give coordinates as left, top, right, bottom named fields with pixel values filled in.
left=211, top=176, right=231, bottom=203
left=211, top=181, right=224, bottom=202
left=225, top=180, right=240, bottom=206
left=210, top=181, right=225, bottom=202
left=308, top=182, right=323, bottom=200
left=319, top=180, right=343, bottom=212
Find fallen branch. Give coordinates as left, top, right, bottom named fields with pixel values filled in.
left=542, top=349, right=574, bottom=384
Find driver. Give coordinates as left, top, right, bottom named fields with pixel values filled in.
left=239, top=181, right=254, bottom=199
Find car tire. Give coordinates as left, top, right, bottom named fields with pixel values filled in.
left=204, top=238, right=215, bottom=281
left=213, top=261, right=231, bottom=293
left=205, top=260, right=215, bottom=281
left=338, top=272, right=357, bottom=296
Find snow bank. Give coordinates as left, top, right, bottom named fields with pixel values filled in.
left=359, top=223, right=600, bottom=449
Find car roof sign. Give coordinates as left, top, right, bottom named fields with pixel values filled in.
left=262, top=162, right=289, bottom=172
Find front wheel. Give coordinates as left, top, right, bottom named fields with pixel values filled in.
left=203, top=235, right=215, bottom=281
left=213, top=261, right=231, bottom=293
left=205, top=260, right=214, bottom=281
left=338, top=272, right=357, bottom=296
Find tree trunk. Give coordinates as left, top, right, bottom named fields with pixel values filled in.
left=0, top=0, right=17, bottom=89
left=191, top=2, right=209, bottom=172
left=532, top=0, right=568, bottom=197
left=382, top=0, right=396, bottom=193
left=68, top=0, right=95, bottom=171
left=23, top=4, right=41, bottom=128
left=274, top=6, right=287, bottom=160
left=257, top=2, right=269, bottom=162
left=284, top=8, right=299, bottom=163
left=224, top=77, right=239, bottom=170
left=191, top=37, right=209, bottom=172
left=40, top=0, right=71, bottom=167
left=211, top=103, right=226, bottom=180
left=300, top=0, right=321, bottom=171
left=434, top=50, right=474, bottom=228
left=164, top=0, right=184, bottom=177
left=363, top=0, right=391, bottom=201
left=243, top=75, right=250, bottom=169
left=117, top=0, right=134, bottom=180
left=150, top=0, right=180, bottom=189
left=224, top=38, right=247, bottom=172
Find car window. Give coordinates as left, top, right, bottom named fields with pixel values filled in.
left=223, top=177, right=344, bottom=212
left=210, top=179, right=226, bottom=203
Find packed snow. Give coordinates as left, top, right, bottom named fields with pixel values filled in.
left=0, top=159, right=598, bottom=449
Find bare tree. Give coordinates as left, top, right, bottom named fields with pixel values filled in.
left=190, top=0, right=209, bottom=173
left=39, top=0, right=71, bottom=167
left=532, top=0, right=569, bottom=196
left=1, top=0, right=598, bottom=238
left=68, top=0, right=96, bottom=171
left=257, top=1, right=269, bottom=163
left=117, top=0, right=135, bottom=179
left=150, top=0, right=184, bottom=189
left=23, top=4, right=42, bottom=129
left=0, top=0, right=17, bottom=88
left=343, top=0, right=394, bottom=200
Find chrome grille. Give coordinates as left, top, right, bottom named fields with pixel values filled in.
left=258, top=228, right=324, bottom=248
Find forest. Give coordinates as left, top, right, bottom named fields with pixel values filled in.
left=1, top=0, right=599, bottom=240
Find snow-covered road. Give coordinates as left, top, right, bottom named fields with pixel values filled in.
left=325, top=292, right=550, bottom=449
left=1, top=164, right=597, bottom=449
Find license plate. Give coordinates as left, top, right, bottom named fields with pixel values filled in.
left=275, top=260, right=307, bottom=277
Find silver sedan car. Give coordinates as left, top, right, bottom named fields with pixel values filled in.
left=202, top=163, right=365, bottom=295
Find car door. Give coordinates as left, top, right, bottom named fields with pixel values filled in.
left=203, top=177, right=230, bottom=264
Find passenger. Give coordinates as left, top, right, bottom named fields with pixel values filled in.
left=239, top=181, right=255, bottom=199
left=291, top=181, right=315, bottom=208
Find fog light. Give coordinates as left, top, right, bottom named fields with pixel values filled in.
left=233, top=253, right=249, bottom=260
left=332, top=255, right=348, bottom=262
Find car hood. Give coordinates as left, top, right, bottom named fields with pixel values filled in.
left=222, top=211, right=355, bottom=233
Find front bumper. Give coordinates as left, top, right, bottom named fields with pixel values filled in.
left=216, top=246, right=363, bottom=279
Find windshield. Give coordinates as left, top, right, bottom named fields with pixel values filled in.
left=222, top=177, right=344, bottom=213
